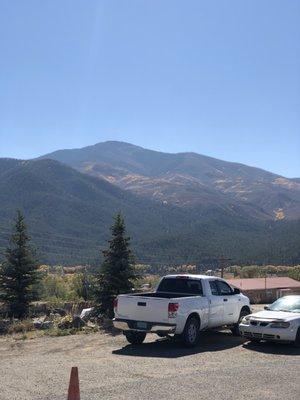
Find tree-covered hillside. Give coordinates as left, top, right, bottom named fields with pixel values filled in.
left=0, top=158, right=299, bottom=265
left=0, top=158, right=189, bottom=263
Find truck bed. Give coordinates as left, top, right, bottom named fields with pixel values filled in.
left=116, top=292, right=200, bottom=324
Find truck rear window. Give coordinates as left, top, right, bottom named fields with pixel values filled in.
left=157, top=278, right=203, bottom=295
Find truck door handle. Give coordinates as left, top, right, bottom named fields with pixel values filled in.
left=223, top=298, right=228, bottom=302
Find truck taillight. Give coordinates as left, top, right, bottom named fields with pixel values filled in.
left=168, top=302, right=179, bottom=318
left=113, top=297, right=118, bottom=310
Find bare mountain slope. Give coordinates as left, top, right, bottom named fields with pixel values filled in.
left=42, top=141, right=300, bottom=220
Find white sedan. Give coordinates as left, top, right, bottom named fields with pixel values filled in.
left=239, top=295, right=300, bottom=347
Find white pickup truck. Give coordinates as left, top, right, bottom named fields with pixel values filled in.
left=113, top=274, right=250, bottom=347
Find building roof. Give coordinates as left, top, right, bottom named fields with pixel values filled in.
left=227, top=277, right=300, bottom=291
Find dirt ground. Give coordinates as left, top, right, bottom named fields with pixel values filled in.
left=0, top=325, right=299, bottom=400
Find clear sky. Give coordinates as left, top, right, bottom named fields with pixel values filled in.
left=0, top=1, right=299, bottom=177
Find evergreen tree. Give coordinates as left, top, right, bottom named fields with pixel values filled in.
left=0, top=210, right=40, bottom=318
left=95, top=213, right=137, bottom=317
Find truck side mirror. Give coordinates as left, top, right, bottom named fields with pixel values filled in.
left=233, top=288, right=240, bottom=294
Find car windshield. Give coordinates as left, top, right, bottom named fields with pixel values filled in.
left=267, top=296, right=300, bottom=313
left=157, top=278, right=203, bottom=295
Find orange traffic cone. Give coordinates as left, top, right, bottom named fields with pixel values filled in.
left=67, top=367, right=80, bottom=400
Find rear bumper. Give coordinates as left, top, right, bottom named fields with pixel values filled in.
left=113, top=318, right=176, bottom=333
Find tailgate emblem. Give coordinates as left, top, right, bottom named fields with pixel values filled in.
left=137, top=302, right=146, bottom=306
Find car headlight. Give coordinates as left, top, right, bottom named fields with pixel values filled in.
left=269, top=321, right=290, bottom=329
left=241, top=316, right=251, bottom=325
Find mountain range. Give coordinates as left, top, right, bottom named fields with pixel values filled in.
left=0, top=141, right=299, bottom=265
left=42, top=141, right=300, bottom=221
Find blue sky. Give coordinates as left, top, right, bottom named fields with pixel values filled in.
left=0, top=0, right=299, bottom=177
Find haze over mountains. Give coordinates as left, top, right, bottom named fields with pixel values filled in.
left=0, top=141, right=299, bottom=265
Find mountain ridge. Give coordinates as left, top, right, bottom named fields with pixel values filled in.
left=41, top=141, right=300, bottom=220
left=41, top=140, right=281, bottom=177
left=39, top=140, right=294, bottom=178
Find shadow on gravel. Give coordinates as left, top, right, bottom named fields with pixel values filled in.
left=243, top=341, right=300, bottom=356
left=113, top=330, right=244, bottom=358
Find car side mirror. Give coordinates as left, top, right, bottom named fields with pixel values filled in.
left=233, top=288, right=240, bottom=294
left=264, top=305, right=270, bottom=310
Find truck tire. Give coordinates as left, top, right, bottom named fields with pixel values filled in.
left=181, top=316, right=200, bottom=348
left=294, top=327, right=300, bottom=348
left=231, top=308, right=250, bottom=336
left=124, top=331, right=146, bottom=345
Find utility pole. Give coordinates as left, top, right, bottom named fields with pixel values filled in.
left=83, top=266, right=88, bottom=301
left=264, top=267, right=267, bottom=297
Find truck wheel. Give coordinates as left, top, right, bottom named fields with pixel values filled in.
left=124, top=331, right=146, bottom=345
left=231, top=308, right=250, bottom=336
left=181, top=316, right=200, bottom=348
left=294, top=327, right=300, bottom=348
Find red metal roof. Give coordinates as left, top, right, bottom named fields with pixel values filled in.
left=227, top=277, right=300, bottom=291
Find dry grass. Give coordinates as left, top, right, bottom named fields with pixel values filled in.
left=7, top=320, right=35, bottom=335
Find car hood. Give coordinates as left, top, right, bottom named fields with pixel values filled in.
left=251, top=310, right=300, bottom=322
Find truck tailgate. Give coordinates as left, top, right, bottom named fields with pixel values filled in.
left=117, top=295, right=170, bottom=323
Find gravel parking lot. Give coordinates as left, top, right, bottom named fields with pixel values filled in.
left=0, top=327, right=299, bottom=400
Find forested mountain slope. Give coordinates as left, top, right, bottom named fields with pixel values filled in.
left=0, top=157, right=299, bottom=265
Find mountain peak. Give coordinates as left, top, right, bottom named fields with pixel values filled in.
left=40, top=141, right=300, bottom=220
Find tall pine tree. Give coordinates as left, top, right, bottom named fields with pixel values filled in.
left=0, top=210, right=40, bottom=318
left=95, top=213, right=137, bottom=317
